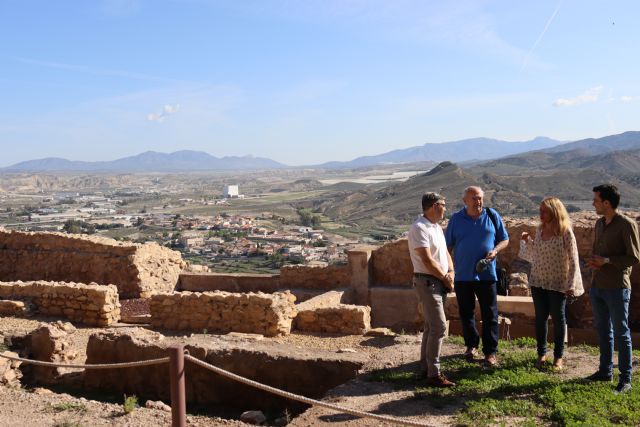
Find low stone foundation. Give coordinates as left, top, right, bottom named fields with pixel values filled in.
left=0, top=300, right=30, bottom=317
left=294, top=291, right=371, bottom=335
left=149, top=291, right=297, bottom=336
left=83, top=328, right=367, bottom=413
left=0, top=229, right=185, bottom=298
left=0, top=281, right=120, bottom=326
left=22, top=322, right=78, bottom=384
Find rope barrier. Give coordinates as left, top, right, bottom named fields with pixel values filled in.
left=0, top=352, right=169, bottom=369
left=1, top=350, right=435, bottom=426
left=184, top=354, right=434, bottom=427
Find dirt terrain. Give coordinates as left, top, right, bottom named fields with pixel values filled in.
left=0, top=315, right=603, bottom=427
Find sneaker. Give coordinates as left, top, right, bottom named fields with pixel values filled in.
left=614, top=381, right=632, bottom=394
left=464, top=347, right=478, bottom=362
left=426, top=374, right=456, bottom=388
left=484, top=353, right=498, bottom=367
left=585, top=371, right=613, bottom=382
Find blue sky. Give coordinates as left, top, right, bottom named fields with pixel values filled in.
left=1, top=0, right=639, bottom=166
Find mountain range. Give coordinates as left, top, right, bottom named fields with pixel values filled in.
left=317, top=131, right=640, bottom=224
left=3, top=131, right=639, bottom=172
left=317, top=136, right=562, bottom=168
left=3, top=137, right=564, bottom=172
left=2, top=150, right=286, bottom=172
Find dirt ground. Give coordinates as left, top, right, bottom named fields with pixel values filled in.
left=0, top=315, right=604, bottom=427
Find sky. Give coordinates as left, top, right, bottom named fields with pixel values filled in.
left=1, top=0, right=639, bottom=167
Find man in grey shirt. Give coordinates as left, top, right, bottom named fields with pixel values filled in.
left=586, top=184, right=640, bottom=393
left=408, top=192, right=455, bottom=387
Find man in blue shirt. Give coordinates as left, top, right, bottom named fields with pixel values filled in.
left=445, top=186, right=509, bottom=366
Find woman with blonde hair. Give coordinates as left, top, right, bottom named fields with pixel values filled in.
left=519, top=197, right=584, bottom=370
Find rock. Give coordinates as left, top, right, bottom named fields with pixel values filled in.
left=365, top=327, right=395, bottom=337
left=337, top=348, right=357, bottom=353
left=145, top=400, right=172, bottom=412
left=226, top=332, right=264, bottom=341
left=240, top=410, right=267, bottom=425
left=273, top=416, right=289, bottom=426
left=32, top=387, right=53, bottom=395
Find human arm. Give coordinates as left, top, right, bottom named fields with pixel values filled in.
left=414, top=247, right=453, bottom=290
left=565, top=230, right=584, bottom=297
left=518, top=229, right=536, bottom=262
left=486, top=210, right=510, bottom=260
left=589, top=220, right=640, bottom=270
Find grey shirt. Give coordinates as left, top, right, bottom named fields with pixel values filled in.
left=592, top=213, right=640, bottom=290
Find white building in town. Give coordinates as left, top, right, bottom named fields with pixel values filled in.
left=223, top=185, right=239, bottom=198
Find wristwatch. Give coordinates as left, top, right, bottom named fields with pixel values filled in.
left=604, top=257, right=611, bottom=264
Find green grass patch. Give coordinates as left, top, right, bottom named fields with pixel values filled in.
left=47, top=402, right=88, bottom=414
left=366, top=341, right=640, bottom=426
left=368, top=370, right=418, bottom=384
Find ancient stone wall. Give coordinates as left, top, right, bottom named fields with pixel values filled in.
left=370, top=239, right=412, bottom=286
left=149, top=291, right=297, bottom=336
left=0, top=229, right=185, bottom=298
left=178, top=264, right=349, bottom=294
left=279, top=264, right=350, bottom=289
left=294, top=290, right=370, bottom=334
left=178, top=272, right=280, bottom=293
left=84, top=328, right=366, bottom=413
left=0, top=281, right=120, bottom=326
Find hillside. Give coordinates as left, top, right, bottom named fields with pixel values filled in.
left=318, top=137, right=562, bottom=168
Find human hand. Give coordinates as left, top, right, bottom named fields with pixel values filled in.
left=587, top=255, right=606, bottom=270
left=444, top=272, right=455, bottom=290
left=485, top=249, right=498, bottom=260
left=566, top=289, right=575, bottom=297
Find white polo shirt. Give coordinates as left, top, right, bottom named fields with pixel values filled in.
left=408, top=215, right=449, bottom=275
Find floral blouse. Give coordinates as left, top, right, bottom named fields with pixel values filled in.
left=518, top=227, right=584, bottom=296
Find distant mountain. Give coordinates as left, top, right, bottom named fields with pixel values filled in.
left=317, top=137, right=563, bottom=169
left=544, top=131, right=640, bottom=155
left=2, top=150, right=287, bottom=172
left=477, top=131, right=640, bottom=175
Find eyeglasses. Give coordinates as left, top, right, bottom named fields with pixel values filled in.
left=433, top=202, right=446, bottom=208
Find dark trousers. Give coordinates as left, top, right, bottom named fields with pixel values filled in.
left=454, top=281, right=499, bottom=355
left=531, top=286, right=567, bottom=359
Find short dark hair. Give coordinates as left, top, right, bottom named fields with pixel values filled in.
left=593, top=184, right=620, bottom=209
left=422, top=192, right=444, bottom=211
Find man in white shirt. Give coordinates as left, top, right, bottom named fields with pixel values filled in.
left=408, top=192, right=455, bottom=387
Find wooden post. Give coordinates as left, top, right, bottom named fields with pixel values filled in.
left=168, top=345, right=186, bottom=427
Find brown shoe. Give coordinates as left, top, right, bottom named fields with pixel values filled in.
left=552, top=357, right=563, bottom=371
left=426, top=374, right=456, bottom=388
left=484, top=353, right=498, bottom=367
left=464, top=347, right=478, bottom=362
left=535, top=355, right=548, bottom=370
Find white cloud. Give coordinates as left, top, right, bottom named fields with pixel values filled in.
left=147, top=104, right=181, bottom=122
left=620, top=95, right=634, bottom=103
left=553, top=86, right=603, bottom=107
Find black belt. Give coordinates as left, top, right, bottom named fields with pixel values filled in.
left=414, top=272, right=439, bottom=279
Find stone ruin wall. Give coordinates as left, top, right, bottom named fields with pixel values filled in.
left=0, top=229, right=185, bottom=298
left=149, top=290, right=297, bottom=336
left=178, top=264, right=350, bottom=295
left=83, top=328, right=366, bottom=413
left=0, top=281, right=120, bottom=326
left=279, top=264, right=350, bottom=289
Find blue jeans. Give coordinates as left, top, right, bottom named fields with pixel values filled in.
left=589, top=286, right=632, bottom=382
left=531, top=286, right=567, bottom=359
left=454, top=281, right=499, bottom=355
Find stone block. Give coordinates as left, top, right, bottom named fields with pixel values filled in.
left=369, top=286, right=420, bottom=333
